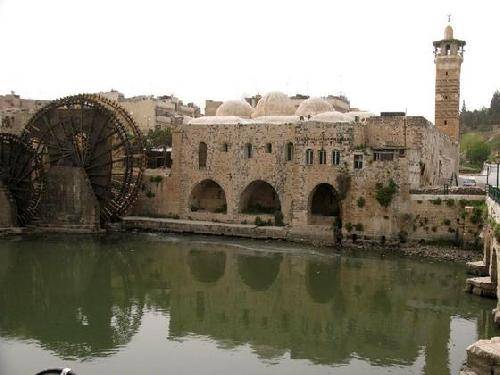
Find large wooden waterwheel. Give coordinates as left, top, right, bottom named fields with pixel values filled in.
left=23, top=94, right=146, bottom=223
left=0, top=133, right=44, bottom=225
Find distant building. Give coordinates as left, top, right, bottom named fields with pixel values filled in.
left=0, top=92, right=48, bottom=134
left=99, top=90, right=201, bottom=133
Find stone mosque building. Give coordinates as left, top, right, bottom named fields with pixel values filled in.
left=131, top=23, right=468, bottom=243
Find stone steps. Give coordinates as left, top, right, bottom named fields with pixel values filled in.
left=466, top=260, right=489, bottom=276
left=465, top=276, right=497, bottom=299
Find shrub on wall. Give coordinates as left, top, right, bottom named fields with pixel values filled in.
left=375, top=179, right=398, bottom=208
left=357, top=197, right=366, bottom=208
left=443, top=219, right=451, bottom=226
left=446, top=199, right=455, bottom=207
left=345, top=222, right=353, bottom=232
left=354, top=223, right=364, bottom=232
left=430, top=197, right=442, bottom=205
left=149, top=175, right=163, bottom=184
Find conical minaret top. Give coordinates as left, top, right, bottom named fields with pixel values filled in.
left=433, top=22, right=466, bottom=142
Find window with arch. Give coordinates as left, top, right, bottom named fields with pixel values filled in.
left=332, top=150, right=341, bottom=166
left=199, top=142, right=207, bottom=169
left=245, top=143, right=253, bottom=159
left=318, top=149, right=327, bottom=165
left=286, top=142, right=294, bottom=161
left=305, top=149, right=314, bottom=165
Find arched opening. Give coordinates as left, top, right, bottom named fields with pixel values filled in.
left=199, top=142, right=207, bottom=168
left=189, top=179, right=227, bottom=213
left=237, top=253, right=282, bottom=291
left=240, top=180, right=281, bottom=215
left=188, top=249, right=226, bottom=284
left=309, top=183, right=340, bottom=225
left=491, top=248, right=498, bottom=286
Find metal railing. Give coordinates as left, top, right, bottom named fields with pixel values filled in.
left=488, top=185, right=500, bottom=205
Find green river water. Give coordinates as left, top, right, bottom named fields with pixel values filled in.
left=0, top=233, right=498, bottom=375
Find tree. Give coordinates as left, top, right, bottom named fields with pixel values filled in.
left=466, top=140, right=491, bottom=167
left=490, top=90, right=500, bottom=124
left=144, top=128, right=172, bottom=150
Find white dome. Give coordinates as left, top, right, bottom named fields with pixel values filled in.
left=444, top=24, right=453, bottom=40
left=215, top=100, right=253, bottom=118
left=188, top=116, right=252, bottom=125
left=311, top=111, right=352, bottom=123
left=295, top=97, right=333, bottom=117
left=252, top=91, right=295, bottom=118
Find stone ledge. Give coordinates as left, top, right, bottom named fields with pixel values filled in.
left=465, top=276, right=497, bottom=299
left=466, top=261, right=489, bottom=276
left=460, top=337, right=500, bottom=375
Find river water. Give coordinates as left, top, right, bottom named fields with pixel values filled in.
left=0, top=234, right=498, bottom=375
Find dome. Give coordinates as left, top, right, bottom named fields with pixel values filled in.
left=252, top=91, right=295, bottom=118
left=311, top=111, right=352, bottom=123
left=295, top=97, right=333, bottom=117
left=444, top=24, right=453, bottom=40
left=215, top=100, right=253, bottom=118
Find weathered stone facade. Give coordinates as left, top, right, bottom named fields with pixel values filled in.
left=131, top=113, right=459, bottom=242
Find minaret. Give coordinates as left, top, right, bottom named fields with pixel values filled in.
left=433, top=22, right=466, bottom=142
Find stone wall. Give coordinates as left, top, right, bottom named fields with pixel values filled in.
left=131, top=115, right=459, bottom=242
left=409, top=194, right=484, bottom=242
left=37, top=166, right=100, bottom=232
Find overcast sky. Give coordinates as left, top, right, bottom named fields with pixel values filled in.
left=0, top=0, right=499, bottom=119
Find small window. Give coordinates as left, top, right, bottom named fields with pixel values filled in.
left=199, top=142, right=207, bottom=169
left=305, top=149, right=314, bottom=165
left=286, top=142, right=294, bottom=161
left=444, top=95, right=448, bottom=100
left=444, top=120, right=448, bottom=125
left=332, top=150, right=341, bottom=166
left=399, top=149, right=406, bottom=158
left=245, top=143, right=253, bottom=158
left=373, top=151, right=394, bottom=162
left=445, top=71, right=449, bottom=76
left=222, top=143, right=229, bottom=152
left=354, top=154, right=363, bottom=169
left=318, top=149, right=327, bottom=165
left=266, top=143, right=272, bottom=153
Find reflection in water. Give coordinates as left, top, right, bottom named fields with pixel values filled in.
left=0, top=234, right=498, bottom=374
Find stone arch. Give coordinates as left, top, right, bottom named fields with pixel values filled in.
left=189, top=179, right=227, bottom=213
left=240, top=180, right=281, bottom=214
left=308, top=183, right=341, bottom=225
left=188, top=249, right=226, bottom=284
left=237, top=253, right=282, bottom=291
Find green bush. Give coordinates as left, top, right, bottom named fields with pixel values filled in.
left=149, top=175, right=163, bottom=184
left=443, top=219, right=451, bottom=226
left=345, top=222, right=353, bottom=232
left=357, top=197, right=366, bottom=208
left=255, top=217, right=267, bottom=226
left=430, top=197, right=442, bottom=205
left=375, top=179, right=398, bottom=208
left=354, top=223, right=364, bottom=232
left=146, top=191, right=155, bottom=198
left=446, top=199, right=455, bottom=207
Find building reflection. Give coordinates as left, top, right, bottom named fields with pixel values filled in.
left=0, top=235, right=497, bottom=373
